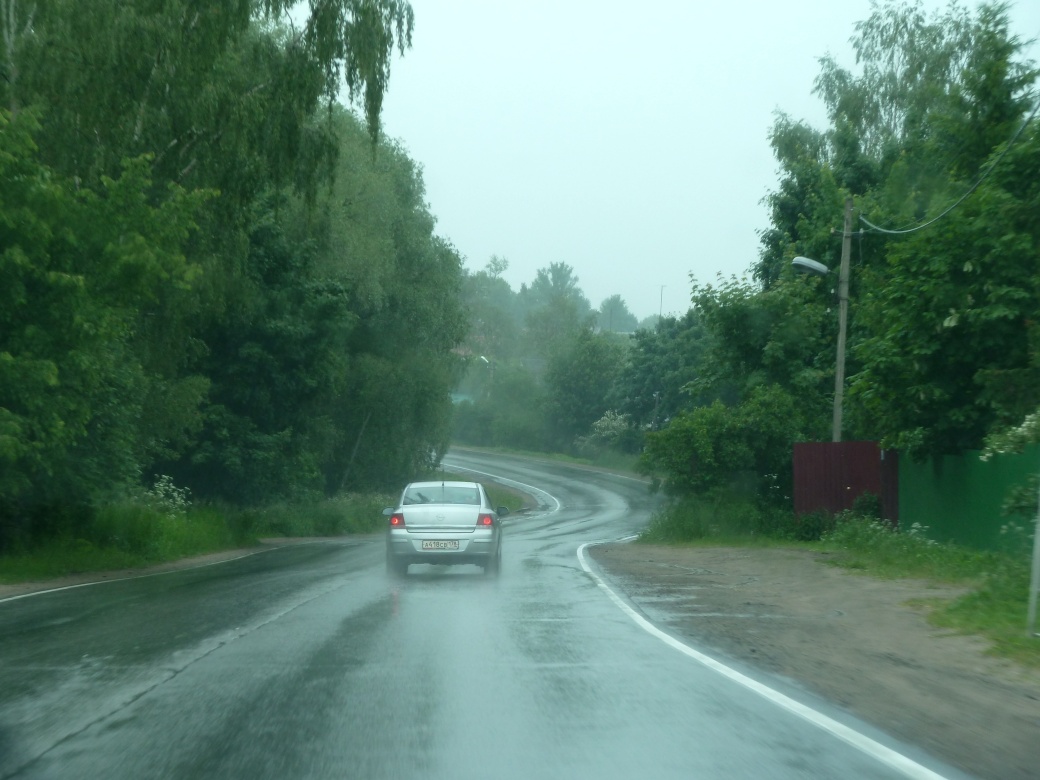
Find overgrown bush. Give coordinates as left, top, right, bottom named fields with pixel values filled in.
left=0, top=493, right=393, bottom=583
left=821, top=512, right=994, bottom=579
left=246, top=493, right=392, bottom=537
left=787, top=510, right=836, bottom=541
left=851, top=491, right=882, bottom=520
left=641, top=489, right=784, bottom=542
left=641, top=487, right=843, bottom=544
left=640, top=384, right=803, bottom=503
left=575, top=411, right=643, bottom=457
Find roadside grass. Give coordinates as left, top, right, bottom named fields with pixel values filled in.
left=243, top=493, right=393, bottom=538
left=639, top=496, right=1040, bottom=668
left=0, top=502, right=240, bottom=583
left=0, top=493, right=392, bottom=586
left=0, top=462, right=532, bottom=587
left=927, top=561, right=1037, bottom=667
left=639, top=490, right=816, bottom=545
left=0, top=541, right=147, bottom=583
left=817, top=515, right=996, bottom=581
left=818, top=513, right=1039, bottom=668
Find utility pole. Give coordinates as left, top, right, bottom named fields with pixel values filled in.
left=1029, top=480, right=1040, bottom=636
left=832, top=196, right=853, bottom=443
left=659, top=286, right=665, bottom=320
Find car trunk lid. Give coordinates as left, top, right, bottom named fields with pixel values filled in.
left=401, top=504, right=480, bottom=533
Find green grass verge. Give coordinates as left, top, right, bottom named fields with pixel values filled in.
left=0, top=464, right=536, bottom=587
left=818, top=514, right=1039, bottom=668
left=0, top=493, right=393, bottom=585
left=927, top=563, right=1037, bottom=667
left=639, top=490, right=812, bottom=544
left=639, top=496, right=1040, bottom=668
left=241, top=493, right=394, bottom=538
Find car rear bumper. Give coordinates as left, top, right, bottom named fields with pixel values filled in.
left=387, top=531, right=498, bottom=566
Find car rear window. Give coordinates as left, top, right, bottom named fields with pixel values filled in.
left=403, top=485, right=480, bottom=505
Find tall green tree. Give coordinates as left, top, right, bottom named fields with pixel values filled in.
left=849, top=122, right=1040, bottom=456
left=176, top=110, right=467, bottom=500
left=518, top=262, right=593, bottom=358
left=756, top=115, right=844, bottom=288
left=597, top=294, right=638, bottom=333
left=1, top=0, right=485, bottom=543
left=0, top=110, right=206, bottom=539
left=314, top=116, right=467, bottom=491
left=612, top=310, right=711, bottom=429
left=543, top=328, right=626, bottom=450
left=757, top=1, right=1035, bottom=290
left=755, top=0, right=1038, bottom=459
left=460, top=256, right=522, bottom=362
left=1, top=1, right=413, bottom=180
left=689, top=275, right=832, bottom=429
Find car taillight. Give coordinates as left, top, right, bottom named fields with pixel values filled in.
left=477, top=513, right=494, bottom=527
left=389, top=512, right=406, bottom=528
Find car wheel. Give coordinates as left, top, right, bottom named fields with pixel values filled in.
left=483, top=547, right=501, bottom=577
left=386, top=550, right=408, bottom=577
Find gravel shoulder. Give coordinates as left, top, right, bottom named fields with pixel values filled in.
left=588, top=542, right=1040, bottom=780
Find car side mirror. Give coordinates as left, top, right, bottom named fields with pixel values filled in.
left=497, top=506, right=510, bottom=517
left=382, top=507, right=394, bottom=516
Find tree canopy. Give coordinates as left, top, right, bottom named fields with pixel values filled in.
left=0, top=1, right=479, bottom=549
left=639, top=0, right=1040, bottom=507
left=6, top=0, right=1038, bottom=548
left=752, top=0, right=1039, bottom=460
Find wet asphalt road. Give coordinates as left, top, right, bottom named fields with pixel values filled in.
left=0, top=451, right=970, bottom=780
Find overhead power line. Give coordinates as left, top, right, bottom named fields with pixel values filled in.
left=859, top=93, right=1040, bottom=236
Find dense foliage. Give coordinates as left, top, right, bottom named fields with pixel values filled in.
left=760, top=0, right=1040, bottom=460
left=451, top=256, right=651, bottom=456
left=0, top=0, right=475, bottom=550
left=5, top=0, right=1038, bottom=554
left=636, top=1, right=1040, bottom=525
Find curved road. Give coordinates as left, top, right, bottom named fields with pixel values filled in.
left=0, top=450, right=971, bottom=779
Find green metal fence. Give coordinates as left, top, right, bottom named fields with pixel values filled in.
left=898, top=445, right=1039, bottom=550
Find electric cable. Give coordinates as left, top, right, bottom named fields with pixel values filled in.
left=859, top=92, right=1040, bottom=236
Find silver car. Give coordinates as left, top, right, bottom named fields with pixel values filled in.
left=384, top=480, right=508, bottom=576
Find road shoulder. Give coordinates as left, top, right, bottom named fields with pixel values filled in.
left=588, top=542, right=1040, bottom=780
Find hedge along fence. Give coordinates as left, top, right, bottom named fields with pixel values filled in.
left=898, top=444, right=1039, bottom=551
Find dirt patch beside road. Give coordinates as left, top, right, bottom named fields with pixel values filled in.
left=589, top=543, right=1040, bottom=780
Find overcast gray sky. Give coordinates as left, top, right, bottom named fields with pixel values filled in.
left=377, top=1, right=1040, bottom=321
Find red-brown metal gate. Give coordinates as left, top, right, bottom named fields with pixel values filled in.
left=793, top=441, right=898, bottom=523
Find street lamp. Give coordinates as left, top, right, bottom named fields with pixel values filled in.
left=478, top=355, right=494, bottom=393
left=791, top=256, right=829, bottom=275
left=792, top=196, right=854, bottom=443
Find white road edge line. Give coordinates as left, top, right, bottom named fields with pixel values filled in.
left=577, top=541, right=950, bottom=780
left=0, top=543, right=326, bottom=605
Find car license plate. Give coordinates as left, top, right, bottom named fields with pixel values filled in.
left=422, top=540, right=459, bottom=550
